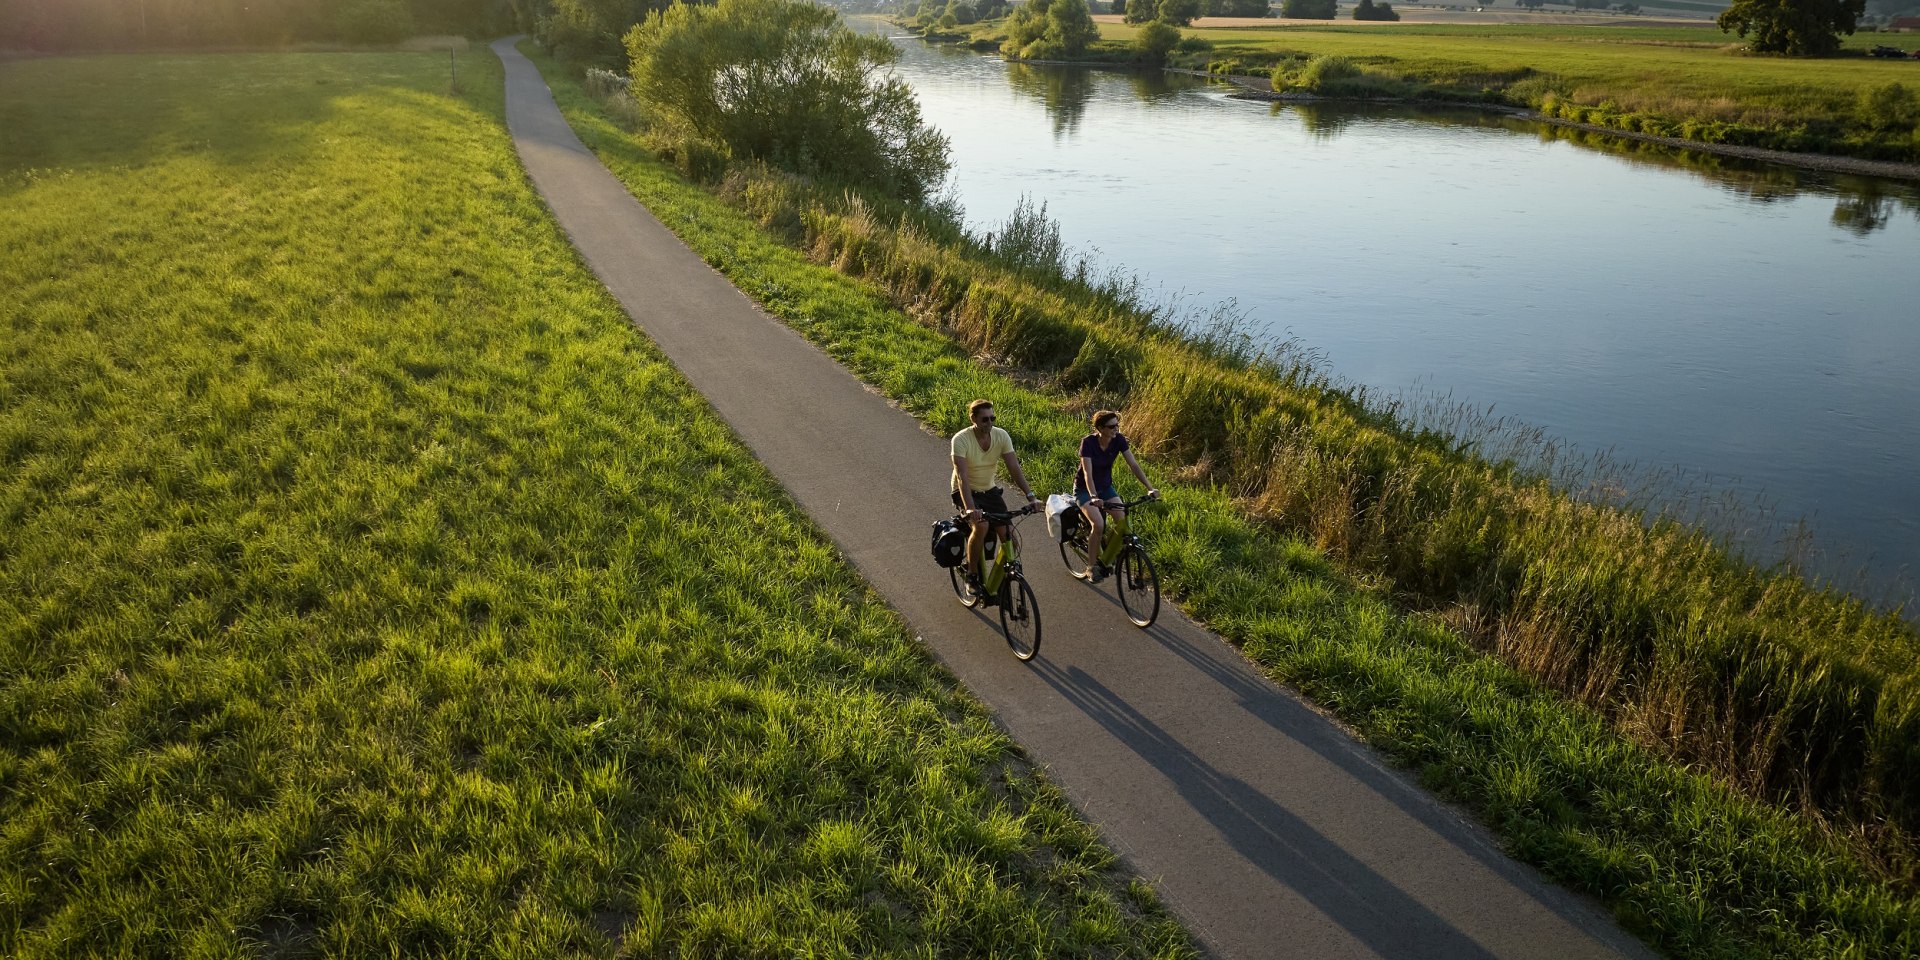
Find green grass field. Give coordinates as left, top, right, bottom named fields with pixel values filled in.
left=532, top=42, right=1920, bottom=960
left=0, top=51, right=1195, bottom=958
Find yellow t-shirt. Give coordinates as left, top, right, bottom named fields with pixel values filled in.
left=951, top=426, right=1014, bottom=493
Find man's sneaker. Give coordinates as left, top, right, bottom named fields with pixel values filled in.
left=1089, top=565, right=1108, bottom=584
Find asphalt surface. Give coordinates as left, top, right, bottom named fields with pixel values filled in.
left=493, top=37, right=1657, bottom=960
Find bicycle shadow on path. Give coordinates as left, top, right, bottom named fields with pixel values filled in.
left=1030, top=658, right=1499, bottom=960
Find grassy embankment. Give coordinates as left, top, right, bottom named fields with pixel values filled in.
left=937, top=18, right=1920, bottom=161
left=534, top=43, right=1919, bottom=959
left=0, top=52, right=1197, bottom=958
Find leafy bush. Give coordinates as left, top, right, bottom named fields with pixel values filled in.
left=1004, top=3, right=1049, bottom=50
left=1353, top=0, right=1400, bottom=19
left=1857, top=82, right=1919, bottom=133
left=1126, top=0, right=1159, bottom=20
left=1020, top=38, right=1069, bottom=60
left=1281, top=0, right=1338, bottom=16
left=1135, top=20, right=1182, bottom=63
left=1003, top=0, right=1097, bottom=58
left=583, top=66, right=630, bottom=100
left=1158, top=0, right=1205, bottom=25
left=1300, top=54, right=1362, bottom=88
left=335, top=0, right=414, bottom=44
left=623, top=0, right=950, bottom=201
left=1048, top=0, right=1101, bottom=54
left=1207, top=0, right=1274, bottom=14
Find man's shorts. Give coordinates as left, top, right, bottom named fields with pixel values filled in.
left=1074, top=486, right=1120, bottom=507
left=952, top=486, right=1010, bottom=517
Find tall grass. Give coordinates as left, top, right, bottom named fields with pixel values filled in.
left=792, top=173, right=1920, bottom=852
left=535, top=43, right=1920, bottom=956
left=0, top=51, right=1196, bottom=958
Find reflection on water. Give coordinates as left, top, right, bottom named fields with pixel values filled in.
left=1279, top=101, right=1362, bottom=142
left=1004, top=63, right=1201, bottom=136
left=883, top=29, right=1920, bottom=610
left=1529, top=124, right=1920, bottom=237
left=1006, top=62, right=1096, bottom=137
left=1251, top=100, right=1920, bottom=236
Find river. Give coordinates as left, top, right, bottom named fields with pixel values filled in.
left=874, top=27, right=1920, bottom=612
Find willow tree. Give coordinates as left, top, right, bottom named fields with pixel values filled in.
left=624, top=0, right=950, bottom=201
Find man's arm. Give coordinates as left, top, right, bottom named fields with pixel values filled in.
left=953, top=456, right=976, bottom=512
left=1002, top=452, right=1040, bottom=506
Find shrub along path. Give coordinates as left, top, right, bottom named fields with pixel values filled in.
left=495, top=36, right=1654, bottom=960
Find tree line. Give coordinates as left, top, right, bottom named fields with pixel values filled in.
left=0, top=0, right=519, bottom=50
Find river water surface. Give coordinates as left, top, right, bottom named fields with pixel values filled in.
left=876, top=28, right=1920, bottom=609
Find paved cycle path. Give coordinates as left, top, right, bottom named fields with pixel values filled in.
left=493, top=38, right=1652, bottom=960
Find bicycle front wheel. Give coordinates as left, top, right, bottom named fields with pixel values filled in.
left=950, top=565, right=980, bottom=608
left=1117, top=547, right=1160, bottom=628
left=999, top=575, right=1042, bottom=661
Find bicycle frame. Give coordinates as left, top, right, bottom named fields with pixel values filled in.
left=983, top=525, right=1020, bottom=594
left=1086, top=496, right=1153, bottom=565
left=1097, top=511, right=1129, bottom=566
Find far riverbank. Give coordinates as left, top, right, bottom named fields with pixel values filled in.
left=1184, top=68, right=1920, bottom=182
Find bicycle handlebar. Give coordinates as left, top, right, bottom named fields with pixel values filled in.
left=1080, top=493, right=1160, bottom=510
left=974, top=504, right=1037, bottom=522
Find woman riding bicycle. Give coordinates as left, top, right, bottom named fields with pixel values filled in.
left=1074, top=409, right=1157, bottom=583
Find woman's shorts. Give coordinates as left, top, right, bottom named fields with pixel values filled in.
left=1074, top=487, right=1119, bottom=507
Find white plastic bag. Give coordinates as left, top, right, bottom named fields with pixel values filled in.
left=1045, top=493, right=1075, bottom=542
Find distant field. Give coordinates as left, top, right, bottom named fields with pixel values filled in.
left=0, top=51, right=1192, bottom=957
left=1083, top=17, right=1920, bottom=158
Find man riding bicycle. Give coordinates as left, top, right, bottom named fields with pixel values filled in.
left=951, top=399, right=1043, bottom=598
left=1074, top=409, right=1157, bottom=582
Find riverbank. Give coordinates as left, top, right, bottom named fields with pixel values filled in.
left=912, top=15, right=1920, bottom=164
left=1186, top=68, right=1920, bottom=181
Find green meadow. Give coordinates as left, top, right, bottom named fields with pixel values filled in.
left=533, top=41, right=1920, bottom=959
left=0, top=51, right=1194, bottom=958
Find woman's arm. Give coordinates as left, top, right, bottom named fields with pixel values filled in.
left=1122, top=450, right=1157, bottom=497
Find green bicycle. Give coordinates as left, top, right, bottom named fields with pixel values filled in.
left=1059, top=493, right=1161, bottom=628
left=947, top=505, right=1043, bottom=661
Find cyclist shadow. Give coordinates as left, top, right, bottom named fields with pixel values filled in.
left=1119, top=618, right=1622, bottom=947
left=1028, top=660, right=1503, bottom=960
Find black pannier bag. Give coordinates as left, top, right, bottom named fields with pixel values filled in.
left=930, top=517, right=967, bottom=568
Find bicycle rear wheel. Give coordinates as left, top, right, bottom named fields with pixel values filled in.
left=950, top=565, right=980, bottom=608
left=1059, top=526, right=1092, bottom=579
left=1117, top=546, right=1160, bottom=628
left=999, top=575, right=1042, bottom=661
